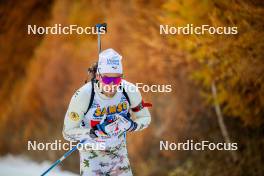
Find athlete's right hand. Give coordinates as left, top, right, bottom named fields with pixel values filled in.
left=89, top=115, right=120, bottom=138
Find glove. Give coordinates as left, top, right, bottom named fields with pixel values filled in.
left=116, top=113, right=138, bottom=132
left=89, top=115, right=120, bottom=138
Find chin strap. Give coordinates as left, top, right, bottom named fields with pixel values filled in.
left=131, top=100, right=152, bottom=112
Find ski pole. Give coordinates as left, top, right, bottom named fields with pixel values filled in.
left=95, top=23, right=107, bottom=54
left=40, top=139, right=86, bottom=176
left=42, top=23, right=107, bottom=176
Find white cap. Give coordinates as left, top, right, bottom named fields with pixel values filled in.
left=97, top=48, right=123, bottom=74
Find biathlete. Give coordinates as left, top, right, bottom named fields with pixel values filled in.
left=63, top=48, right=152, bottom=176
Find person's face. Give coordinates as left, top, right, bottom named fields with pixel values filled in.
left=97, top=73, right=122, bottom=96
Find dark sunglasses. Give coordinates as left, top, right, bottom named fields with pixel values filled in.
left=100, top=75, right=122, bottom=85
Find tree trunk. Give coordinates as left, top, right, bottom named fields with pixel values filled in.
left=211, top=81, right=238, bottom=162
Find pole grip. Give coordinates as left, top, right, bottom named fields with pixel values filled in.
left=96, top=23, right=107, bottom=32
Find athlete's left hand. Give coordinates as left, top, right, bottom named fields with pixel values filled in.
left=116, top=113, right=137, bottom=132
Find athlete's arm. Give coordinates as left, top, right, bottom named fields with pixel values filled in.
left=124, top=81, right=151, bottom=131
left=62, top=83, right=92, bottom=142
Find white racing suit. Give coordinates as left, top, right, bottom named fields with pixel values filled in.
left=63, top=80, right=151, bottom=176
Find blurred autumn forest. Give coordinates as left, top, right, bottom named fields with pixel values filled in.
left=0, top=0, right=264, bottom=175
